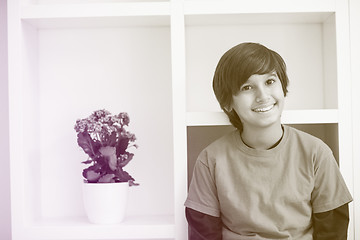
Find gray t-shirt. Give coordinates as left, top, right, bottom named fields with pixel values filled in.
left=185, top=125, right=352, bottom=239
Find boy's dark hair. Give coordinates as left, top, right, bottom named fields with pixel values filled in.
left=212, top=42, right=289, bottom=131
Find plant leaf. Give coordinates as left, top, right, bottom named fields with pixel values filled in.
left=98, top=174, right=115, bottom=183
left=81, top=159, right=93, bottom=164
left=83, top=169, right=101, bottom=182
left=129, top=180, right=139, bottom=186
left=119, top=153, right=134, bottom=168
left=107, top=132, right=117, bottom=147
left=116, top=137, right=129, bottom=156
left=114, top=169, right=134, bottom=182
left=77, top=132, right=96, bottom=158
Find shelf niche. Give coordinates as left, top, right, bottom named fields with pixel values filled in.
left=19, top=17, right=174, bottom=230
left=185, top=12, right=338, bottom=113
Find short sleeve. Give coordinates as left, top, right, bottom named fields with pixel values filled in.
left=185, top=150, right=221, bottom=217
left=311, top=145, right=353, bottom=213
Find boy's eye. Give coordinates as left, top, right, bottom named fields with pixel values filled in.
left=240, top=85, right=252, bottom=91
left=266, top=79, right=275, bottom=85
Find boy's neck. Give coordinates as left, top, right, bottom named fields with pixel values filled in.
left=240, top=123, right=284, bottom=150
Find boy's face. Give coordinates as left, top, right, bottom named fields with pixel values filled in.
left=231, top=71, right=285, bottom=131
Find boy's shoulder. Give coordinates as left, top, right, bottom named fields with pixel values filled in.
left=284, top=125, right=332, bottom=153
left=285, top=125, right=323, bottom=143
left=196, top=130, right=239, bottom=165
left=201, top=130, right=239, bottom=154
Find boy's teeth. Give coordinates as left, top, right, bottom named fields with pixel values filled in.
left=253, top=105, right=274, bottom=112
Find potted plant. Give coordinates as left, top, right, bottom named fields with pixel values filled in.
left=74, top=109, right=138, bottom=224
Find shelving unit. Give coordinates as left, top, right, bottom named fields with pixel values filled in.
left=7, top=0, right=355, bottom=239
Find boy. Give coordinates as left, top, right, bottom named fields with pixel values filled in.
left=185, top=42, right=352, bottom=239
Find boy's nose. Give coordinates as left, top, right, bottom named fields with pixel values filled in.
left=255, top=87, right=270, bottom=103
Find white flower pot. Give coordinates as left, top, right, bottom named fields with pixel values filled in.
left=83, top=182, right=129, bottom=224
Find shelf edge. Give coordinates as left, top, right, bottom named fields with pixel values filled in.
left=21, top=2, right=171, bottom=19
left=187, top=109, right=339, bottom=126
left=184, top=0, right=335, bottom=15
left=25, top=215, right=175, bottom=239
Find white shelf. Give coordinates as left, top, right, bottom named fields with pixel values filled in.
left=281, top=109, right=338, bottom=124
left=184, top=0, right=335, bottom=15
left=21, top=2, right=171, bottom=28
left=25, top=215, right=174, bottom=239
left=185, top=12, right=334, bottom=26
left=21, top=2, right=170, bottom=18
left=187, top=109, right=339, bottom=126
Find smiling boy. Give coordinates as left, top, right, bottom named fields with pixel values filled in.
left=185, top=43, right=352, bottom=239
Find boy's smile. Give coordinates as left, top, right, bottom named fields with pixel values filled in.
left=252, top=102, right=276, bottom=113
left=231, top=71, right=285, bottom=131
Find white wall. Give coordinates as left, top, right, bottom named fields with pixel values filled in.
left=0, top=0, right=12, bottom=239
